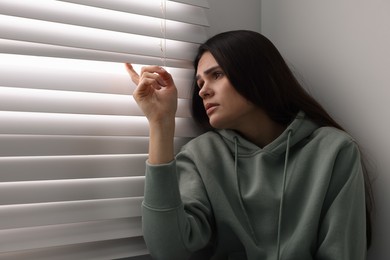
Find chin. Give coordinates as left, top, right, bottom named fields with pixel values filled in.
left=209, top=119, right=228, bottom=130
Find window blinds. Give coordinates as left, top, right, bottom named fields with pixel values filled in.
left=0, top=0, right=209, bottom=259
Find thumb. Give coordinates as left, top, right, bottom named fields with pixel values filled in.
left=157, top=67, right=175, bottom=86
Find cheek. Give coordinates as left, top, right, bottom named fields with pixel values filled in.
left=229, top=99, right=258, bottom=119
left=226, top=93, right=251, bottom=110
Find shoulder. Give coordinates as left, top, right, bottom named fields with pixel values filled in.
left=308, top=127, right=364, bottom=173
left=301, top=126, right=362, bottom=164
left=177, top=130, right=231, bottom=162
left=182, top=130, right=225, bottom=149
left=311, top=126, right=358, bottom=148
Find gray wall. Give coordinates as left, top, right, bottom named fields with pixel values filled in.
left=206, top=0, right=261, bottom=36
left=261, top=1, right=390, bottom=259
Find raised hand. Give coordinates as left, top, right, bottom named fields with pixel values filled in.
left=125, top=63, right=178, bottom=124
left=125, top=63, right=177, bottom=164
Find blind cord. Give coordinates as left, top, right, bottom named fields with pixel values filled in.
left=160, top=0, right=167, bottom=68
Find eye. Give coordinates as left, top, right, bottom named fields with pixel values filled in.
left=213, top=71, right=223, bottom=79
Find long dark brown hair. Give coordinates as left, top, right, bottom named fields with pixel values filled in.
left=191, top=30, right=373, bottom=248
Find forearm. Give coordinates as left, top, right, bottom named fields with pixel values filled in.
left=148, top=119, right=175, bottom=165
left=143, top=160, right=213, bottom=259
left=125, top=63, right=178, bottom=165
left=142, top=161, right=190, bottom=259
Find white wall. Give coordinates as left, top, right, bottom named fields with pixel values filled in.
left=261, top=1, right=390, bottom=259
left=206, top=0, right=261, bottom=37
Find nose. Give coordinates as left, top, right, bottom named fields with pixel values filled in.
left=198, top=83, right=213, bottom=99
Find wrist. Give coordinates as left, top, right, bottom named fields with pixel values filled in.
left=149, top=118, right=175, bottom=133
left=148, top=119, right=175, bottom=165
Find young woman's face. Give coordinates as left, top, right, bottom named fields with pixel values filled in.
left=196, top=52, right=261, bottom=130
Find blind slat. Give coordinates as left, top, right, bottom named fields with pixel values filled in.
left=0, top=112, right=200, bottom=137
left=60, top=0, right=210, bottom=26
left=0, top=135, right=149, bottom=157
left=0, top=154, right=147, bottom=182
left=171, top=0, right=210, bottom=8
left=0, top=218, right=143, bottom=253
left=0, top=54, right=194, bottom=97
left=0, top=14, right=198, bottom=61
left=0, top=177, right=144, bottom=205
left=0, top=135, right=191, bottom=157
left=0, top=39, right=193, bottom=68
left=0, top=198, right=143, bottom=229
left=0, top=87, right=192, bottom=117
left=0, top=237, right=148, bottom=260
left=0, top=0, right=208, bottom=44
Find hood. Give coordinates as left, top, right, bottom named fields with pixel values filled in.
left=217, top=111, right=319, bottom=156
left=216, top=111, right=319, bottom=260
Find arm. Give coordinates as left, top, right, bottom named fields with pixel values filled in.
left=125, top=64, right=213, bottom=259
left=125, top=63, right=176, bottom=164
left=142, top=159, right=213, bottom=259
left=315, top=141, right=367, bottom=260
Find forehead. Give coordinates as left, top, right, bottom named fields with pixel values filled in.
left=196, top=52, right=220, bottom=80
left=197, top=52, right=218, bottom=72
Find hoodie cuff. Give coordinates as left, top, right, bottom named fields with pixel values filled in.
left=143, top=160, right=182, bottom=210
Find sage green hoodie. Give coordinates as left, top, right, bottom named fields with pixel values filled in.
left=142, top=112, right=367, bottom=260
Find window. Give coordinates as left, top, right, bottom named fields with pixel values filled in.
left=0, top=0, right=209, bottom=258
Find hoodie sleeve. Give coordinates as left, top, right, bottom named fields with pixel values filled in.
left=315, top=141, right=367, bottom=260
left=142, top=153, right=214, bottom=260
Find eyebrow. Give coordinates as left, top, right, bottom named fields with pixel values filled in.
left=195, top=66, right=221, bottom=81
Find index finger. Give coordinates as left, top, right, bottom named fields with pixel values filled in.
left=125, top=63, right=140, bottom=85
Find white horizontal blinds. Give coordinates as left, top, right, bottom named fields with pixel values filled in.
left=0, top=0, right=209, bottom=259
left=0, top=0, right=209, bottom=67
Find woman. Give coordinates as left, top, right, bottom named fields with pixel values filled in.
left=126, top=30, right=372, bottom=260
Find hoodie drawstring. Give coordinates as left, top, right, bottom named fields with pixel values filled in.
left=234, top=136, right=238, bottom=175
left=276, top=129, right=292, bottom=260
left=233, top=130, right=293, bottom=257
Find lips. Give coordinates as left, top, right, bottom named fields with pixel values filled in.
left=205, top=103, right=218, bottom=116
